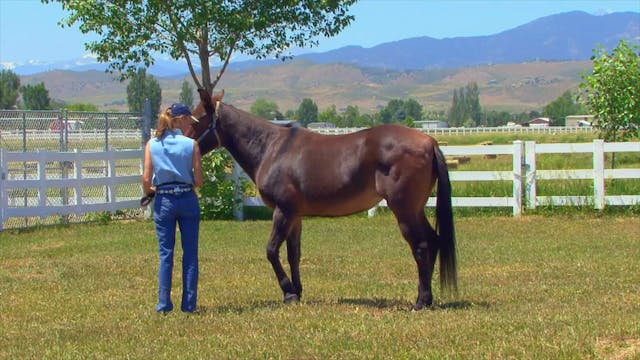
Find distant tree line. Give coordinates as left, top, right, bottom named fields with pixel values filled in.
left=0, top=67, right=604, bottom=130
left=2, top=39, right=637, bottom=144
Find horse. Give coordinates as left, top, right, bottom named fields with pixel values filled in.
left=185, top=89, right=457, bottom=311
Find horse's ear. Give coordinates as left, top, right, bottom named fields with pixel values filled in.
left=212, top=89, right=224, bottom=103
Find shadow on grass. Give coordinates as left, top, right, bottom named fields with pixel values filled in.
left=432, top=300, right=491, bottom=310
left=338, top=297, right=412, bottom=310
left=201, top=298, right=491, bottom=314
left=339, top=298, right=491, bottom=311
left=202, top=300, right=284, bottom=315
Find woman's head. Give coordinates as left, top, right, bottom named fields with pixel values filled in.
left=155, top=103, right=199, bottom=138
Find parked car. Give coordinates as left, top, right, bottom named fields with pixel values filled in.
left=50, top=120, right=84, bottom=132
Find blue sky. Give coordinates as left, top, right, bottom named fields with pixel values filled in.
left=1, top=0, right=639, bottom=65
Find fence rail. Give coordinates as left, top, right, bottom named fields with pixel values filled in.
left=0, top=149, right=144, bottom=230
left=0, top=109, right=149, bottom=152
left=1, top=140, right=638, bottom=230
left=312, top=126, right=595, bottom=136
left=0, top=129, right=142, bottom=142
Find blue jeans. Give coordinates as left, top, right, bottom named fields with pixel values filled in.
left=153, top=190, right=200, bottom=312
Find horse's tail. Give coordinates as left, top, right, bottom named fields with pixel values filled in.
left=433, top=144, right=458, bottom=295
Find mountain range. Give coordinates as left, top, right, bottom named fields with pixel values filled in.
left=6, top=11, right=639, bottom=76
left=11, top=10, right=640, bottom=113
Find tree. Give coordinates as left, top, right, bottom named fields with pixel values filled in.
left=340, top=105, right=360, bottom=127
left=579, top=40, right=640, bottom=142
left=481, top=110, right=512, bottom=127
left=447, top=88, right=464, bottom=127
left=403, top=98, right=423, bottom=122
left=465, top=82, right=482, bottom=126
left=318, top=105, right=340, bottom=125
left=0, top=69, right=20, bottom=109
left=46, top=0, right=356, bottom=93
left=250, top=98, right=281, bottom=120
left=379, top=99, right=405, bottom=124
left=543, top=90, right=586, bottom=126
left=126, top=68, right=162, bottom=120
left=20, top=83, right=51, bottom=110
left=297, top=98, right=318, bottom=126
left=448, top=82, right=481, bottom=127
left=179, top=80, right=194, bottom=108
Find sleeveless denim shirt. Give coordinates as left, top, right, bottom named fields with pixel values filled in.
left=149, top=129, right=195, bottom=186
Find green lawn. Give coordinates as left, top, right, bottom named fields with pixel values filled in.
left=1, top=215, right=638, bottom=359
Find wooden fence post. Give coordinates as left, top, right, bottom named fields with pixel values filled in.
left=367, top=206, right=378, bottom=218
left=232, top=160, right=245, bottom=221
left=512, top=141, right=523, bottom=216
left=0, top=149, right=4, bottom=231
left=524, top=141, right=537, bottom=210
left=593, top=139, right=605, bottom=210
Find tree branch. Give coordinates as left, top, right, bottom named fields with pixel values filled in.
left=211, top=40, right=237, bottom=91
left=162, top=4, right=203, bottom=89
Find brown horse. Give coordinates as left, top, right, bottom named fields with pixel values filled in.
left=186, top=89, right=457, bottom=310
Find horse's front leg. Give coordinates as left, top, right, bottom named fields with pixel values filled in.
left=286, top=218, right=303, bottom=300
left=266, top=207, right=299, bottom=304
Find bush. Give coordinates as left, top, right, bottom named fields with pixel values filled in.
left=198, top=150, right=241, bottom=220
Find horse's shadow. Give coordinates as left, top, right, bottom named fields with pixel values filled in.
left=338, top=298, right=491, bottom=311
left=200, top=297, right=490, bottom=315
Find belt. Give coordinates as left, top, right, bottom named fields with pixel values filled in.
left=156, top=185, right=193, bottom=195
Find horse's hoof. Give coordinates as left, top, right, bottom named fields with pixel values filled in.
left=412, top=300, right=433, bottom=311
left=283, top=293, right=299, bottom=304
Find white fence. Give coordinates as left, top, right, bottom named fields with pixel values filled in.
left=313, top=126, right=595, bottom=136
left=1, top=140, right=638, bottom=229
left=524, top=141, right=640, bottom=209
left=240, top=140, right=640, bottom=217
left=0, top=149, right=143, bottom=230
left=0, top=129, right=142, bottom=142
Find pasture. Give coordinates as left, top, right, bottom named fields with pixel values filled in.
left=1, top=214, right=638, bottom=359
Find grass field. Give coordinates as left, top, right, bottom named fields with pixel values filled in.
left=1, top=214, right=638, bottom=359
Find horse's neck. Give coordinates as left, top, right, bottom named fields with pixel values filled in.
left=219, top=105, right=277, bottom=180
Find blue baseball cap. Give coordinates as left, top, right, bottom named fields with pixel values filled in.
left=170, top=103, right=199, bottom=123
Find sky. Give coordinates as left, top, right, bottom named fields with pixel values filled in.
left=1, top=0, right=639, bottom=66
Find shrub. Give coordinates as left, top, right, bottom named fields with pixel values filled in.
left=198, top=150, right=241, bottom=220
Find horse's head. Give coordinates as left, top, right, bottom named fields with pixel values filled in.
left=187, top=88, right=225, bottom=156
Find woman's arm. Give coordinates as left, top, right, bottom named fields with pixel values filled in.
left=192, top=140, right=204, bottom=188
left=142, top=141, right=155, bottom=194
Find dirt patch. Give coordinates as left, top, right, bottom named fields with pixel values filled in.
left=596, top=337, right=640, bottom=360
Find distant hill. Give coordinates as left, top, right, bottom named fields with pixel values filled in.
left=21, top=60, right=592, bottom=113
left=292, top=11, right=639, bottom=70
left=14, top=11, right=638, bottom=113
left=5, top=11, right=638, bottom=76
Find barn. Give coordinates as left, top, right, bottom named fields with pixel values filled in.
left=527, top=117, right=551, bottom=127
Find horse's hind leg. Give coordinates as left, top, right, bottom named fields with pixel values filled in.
left=413, top=217, right=438, bottom=310
left=391, top=208, right=438, bottom=311
left=266, top=208, right=300, bottom=303
left=286, top=218, right=303, bottom=300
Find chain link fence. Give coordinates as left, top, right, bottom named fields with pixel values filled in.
left=1, top=108, right=151, bottom=229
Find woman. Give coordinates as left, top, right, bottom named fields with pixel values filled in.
left=142, top=103, right=204, bottom=313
